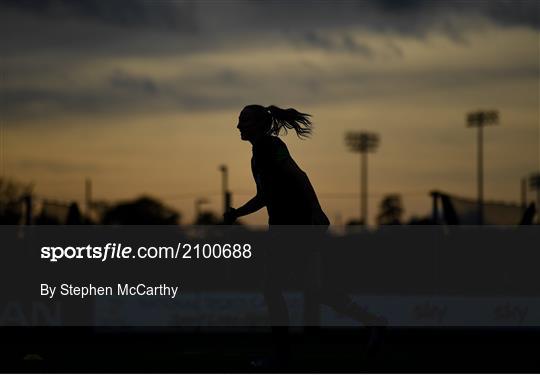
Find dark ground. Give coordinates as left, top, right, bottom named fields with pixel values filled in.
left=2, top=326, right=540, bottom=373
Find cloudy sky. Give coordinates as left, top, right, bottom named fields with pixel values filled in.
left=1, top=0, right=538, bottom=225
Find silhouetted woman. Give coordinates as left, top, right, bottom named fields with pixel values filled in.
left=225, top=104, right=329, bottom=226
left=225, top=104, right=386, bottom=366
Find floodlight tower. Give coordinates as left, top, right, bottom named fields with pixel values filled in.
left=530, top=173, right=540, bottom=224
left=345, top=131, right=380, bottom=226
left=219, top=165, right=232, bottom=215
left=466, top=110, right=499, bottom=225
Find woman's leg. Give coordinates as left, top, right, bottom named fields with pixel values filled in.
left=263, top=283, right=289, bottom=325
left=319, top=288, right=386, bottom=325
left=263, top=245, right=291, bottom=365
left=263, top=285, right=290, bottom=364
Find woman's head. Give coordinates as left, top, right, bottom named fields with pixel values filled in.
left=237, top=104, right=312, bottom=142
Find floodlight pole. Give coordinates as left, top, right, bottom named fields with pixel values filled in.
left=521, top=177, right=527, bottom=212
left=537, top=188, right=540, bottom=224
left=531, top=173, right=540, bottom=224
left=219, top=165, right=231, bottom=216
left=346, top=131, right=379, bottom=226
left=85, top=178, right=92, bottom=217
left=361, top=151, right=368, bottom=225
left=467, top=110, right=498, bottom=225
left=538, top=189, right=540, bottom=224
left=477, top=123, right=483, bottom=225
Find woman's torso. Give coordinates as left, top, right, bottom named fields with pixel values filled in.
left=251, top=136, right=329, bottom=225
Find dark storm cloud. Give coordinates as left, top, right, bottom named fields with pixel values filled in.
left=2, top=57, right=536, bottom=124
left=0, top=0, right=202, bottom=57
left=109, top=70, right=158, bottom=95
left=1, top=0, right=198, bottom=31
left=1, top=0, right=538, bottom=122
left=1, top=1, right=537, bottom=58
left=300, top=31, right=374, bottom=57
left=483, top=0, right=540, bottom=29
left=373, top=0, right=539, bottom=29
left=1, top=88, right=118, bottom=119
left=2, top=1, right=538, bottom=45
left=0, top=69, right=251, bottom=122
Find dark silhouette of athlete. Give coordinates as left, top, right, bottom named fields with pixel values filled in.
left=225, top=104, right=329, bottom=226
left=224, top=104, right=386, bottom=366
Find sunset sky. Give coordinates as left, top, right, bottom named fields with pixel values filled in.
left=1, top=0, right=538, bottom=225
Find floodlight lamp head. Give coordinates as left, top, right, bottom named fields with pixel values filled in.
left=345, top=131, right=380, bottom=153
left=467, top=110, right=499, bottom=127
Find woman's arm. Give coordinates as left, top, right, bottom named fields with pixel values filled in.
left=237, top=174, right=266, bottom=217
left=236, top=194, right=265, bottom=217
left=224, top=194, right=265, bottom=223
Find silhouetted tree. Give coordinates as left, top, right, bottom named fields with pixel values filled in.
left=407, top=215, right=435, bottom=225
left=376, top=194, right=403, bottom=225
left=0, top=178, right=33, bottom=224
left=35, top=212, right=61, bottom=225
left=194, top=211, right=221, bottom=225
left=102, top=196, right=180, bottom=225
left=35, top=200, right=75, bottom=225
left=66, top=202, right=83, bottom=224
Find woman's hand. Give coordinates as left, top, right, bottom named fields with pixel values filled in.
left=223, top=207, right=238, bottom=224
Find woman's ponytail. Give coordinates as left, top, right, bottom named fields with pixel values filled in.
left=266, top=105, right=313, bottom=139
